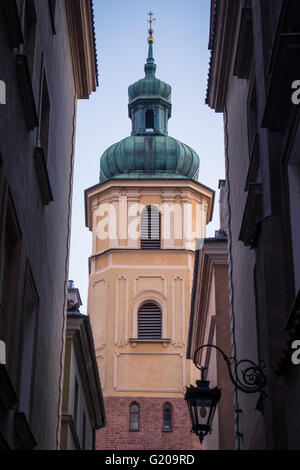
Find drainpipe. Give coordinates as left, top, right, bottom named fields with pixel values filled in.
left=223, top=105, right=243, bottom=450
left=56, top=96, right=78, bottom=449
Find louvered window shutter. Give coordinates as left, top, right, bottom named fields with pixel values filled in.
left=141, top=206, right=161, bottom=249
left=138, top=303, right=162, bottom=339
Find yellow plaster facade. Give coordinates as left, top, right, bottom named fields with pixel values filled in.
left=86, top=179, right=214, bottom=399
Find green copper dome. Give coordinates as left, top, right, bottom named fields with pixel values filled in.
left=100, top=136, right=199, bottom=182
left=128, top=77, right=171, bottom=104
left=99, top=29, right=200, bottom=183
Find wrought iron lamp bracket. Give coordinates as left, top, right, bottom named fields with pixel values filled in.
left=193, top=344, right=267, bottom=395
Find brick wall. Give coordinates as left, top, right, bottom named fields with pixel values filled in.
left=96, top=397, right=200, bottom=450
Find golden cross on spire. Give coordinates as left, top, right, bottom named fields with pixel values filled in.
left=147, top=11, right=156, bottom=43
left=147, top=11, right=156, bottom=28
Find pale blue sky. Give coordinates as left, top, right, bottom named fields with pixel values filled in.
left=69, top=0, right=225, bottom=310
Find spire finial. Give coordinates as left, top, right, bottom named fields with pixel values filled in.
left=145, top=12, right=156, bottom=77
left=147, top=11, right=156, bottom=43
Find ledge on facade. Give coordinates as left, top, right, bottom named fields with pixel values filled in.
left=262, top=33, right=300, bottom=133
left=0, top=364, right=18, bottom=412
left=0, top=0, right=23, bottom=48
left=15, top=412, right=37, bottom=450
left=88, top=247, right=196, bottom=273
left=16, top=55, right=38, bottom=131
left=233, top=6, right=253, bottom=79
left=129, top=338, right=171, bottom=348
left=65, top=0, right=98, bottom=99
left=239, top=183, right=262, bottom=249
left=34, top=147, right=54, bottom=206
left=245, top=134, right=260, bottom=191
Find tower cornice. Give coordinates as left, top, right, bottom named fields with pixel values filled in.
left=85, top=178, right=215, bottom=230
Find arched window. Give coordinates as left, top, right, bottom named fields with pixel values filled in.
left=129, top=402, right=140, bottom=432
left=163, top=403, right=173, bottom=432
left=145, top=110, right=154, bottom=130
left=138, top=303, right=162, bottom=339
left=141, top=205, right=161, bottom=249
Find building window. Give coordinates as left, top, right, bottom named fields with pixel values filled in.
left=24, top=0, right=37, bottom=78
left=163, top=403, right=173, bottom=432
left=74, top=377, right=79, bottom=429
left=141, top=205, right=161, bottom=249
left=0, top=186, right=22, bottom=369
left=138, top=303, right=162, bottom=339
left=129, top=403, right=140, bottom=432
left=145, top=110, right=154, bottom=130
left=40, top=72, right=51, bottom=160
left=18, top=265, right=39, bottom=422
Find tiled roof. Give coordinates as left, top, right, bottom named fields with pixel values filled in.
left=205, top=0, right=218, bottom=105
left=90, top=0, right=99, bottom=86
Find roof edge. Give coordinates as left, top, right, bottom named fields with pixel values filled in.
left=205, top=0, right=240, bottom=111
left=65, top=0, right=98, bottom=98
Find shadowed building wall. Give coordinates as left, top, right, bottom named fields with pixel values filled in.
left=206, top=0, right=300, bottom=450
left=0, top=0, right=97, bottom=449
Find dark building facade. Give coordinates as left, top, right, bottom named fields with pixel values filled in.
left=206, top=0, right=300, bottom=450
left=0, top=0, right=97, bottom=449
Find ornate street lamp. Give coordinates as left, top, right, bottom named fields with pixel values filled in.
left=185, top=366, right=221, bottom=443
left=185, top=344, right=267, bottom=444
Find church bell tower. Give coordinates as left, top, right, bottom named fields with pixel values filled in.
left=85, top=14, right=214, bottom=450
